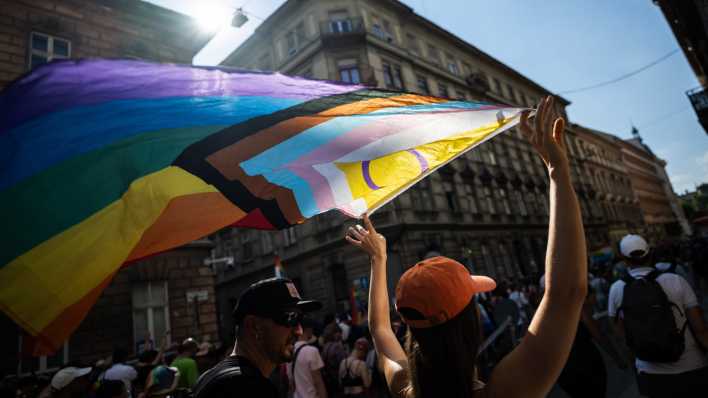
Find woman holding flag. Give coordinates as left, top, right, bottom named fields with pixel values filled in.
left=346, top=96, right=588, bottom=398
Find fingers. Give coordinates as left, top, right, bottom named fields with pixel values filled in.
left=533, top=98, right=544, bottom=138
left=363, top=213, right=376, bottom=233
left=542, top=97, right=555, bottom=140
left=553, top=117, right=566, bottom=148
left=345, top=235, right=362, bottom=246
left=519, top=110, right=533, bottom=139
left=347, top=225, right=367, bottom=241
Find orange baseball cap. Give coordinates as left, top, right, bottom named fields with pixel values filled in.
left=395, top=256, right=496, bottom=328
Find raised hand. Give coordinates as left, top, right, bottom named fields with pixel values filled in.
left=520, top=96, right=569, bottom=175
left=345, top=214, right=387, bottom=260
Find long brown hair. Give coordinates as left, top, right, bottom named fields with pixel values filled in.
left=402, top=300, right=483, bottom=398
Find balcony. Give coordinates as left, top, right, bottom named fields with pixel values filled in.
left=466, top=72, right=490, bottom=94
left=320, top=18, right=366, bottom=47
left=687, top=86, right=708, bottom=134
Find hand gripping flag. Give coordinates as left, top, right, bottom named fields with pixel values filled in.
left=0, top=59, right=524, bottom=354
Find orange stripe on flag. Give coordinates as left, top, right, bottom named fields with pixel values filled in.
left=126, top=192, right=246, bottom=262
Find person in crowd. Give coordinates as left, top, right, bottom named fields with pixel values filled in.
left=321, top=322, right=348, bottom=396
left=191, top=277, right=321, bottom=397
left=339, top=338, right=372, bottom=398
left=653, top=246, right=691, bottom=284
left=39, top=366, right=93, bottom=398
left=140, top=364, right=180, bottom=397
left=608, top=234, right=708, bottom=397
left=96, top=379, right=128, bottom=398
left=338, top=313, right=352, bottom=343
left=170, top=338, right=200, bottom=390
left=104, top=348, right=138, bottom=397
left=346, top=96, right=588, bottom=398
left=286, top=318, right=328, bottom=398
left=490, top=284, right=520, bottom=354
left=589, top=269, right=610, bottom=313
left=134, top=331, right=170, bottom=394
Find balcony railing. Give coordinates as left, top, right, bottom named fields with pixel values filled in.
left=320, top=17, right=365, bottom=36
left=687, top=86, right=708, bottom=134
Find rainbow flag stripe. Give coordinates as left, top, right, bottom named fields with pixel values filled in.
left=0, top=59, right=524, bottom=354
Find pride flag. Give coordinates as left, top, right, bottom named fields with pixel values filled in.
left=0, top=59, right=524, bottom=354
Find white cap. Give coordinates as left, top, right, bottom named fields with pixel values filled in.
left=51, top=367, right=92, bottom=390
left=619, top=234, right=649, bottom=258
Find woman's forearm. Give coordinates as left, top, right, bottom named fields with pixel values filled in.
left=544, top=168, right=587, bottom=299
left=369, top=254, right=391, bottom=333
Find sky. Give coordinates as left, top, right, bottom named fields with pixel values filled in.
left=148, top=0, right=707, bottom=194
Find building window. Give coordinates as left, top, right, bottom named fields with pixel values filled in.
left=285, top=22, right=306, bottom=57
left=412, top=178, right=434, bottom=211
left=371, top=16, right=393, bottom=41
left=498, top=187, right=512, bottom=215
left=132, top=282, right=169, bottom=352
left=416, top=74, right=430, bottom=94
left=283, top=227, right=298, bottom=246
left=463, top=183, right=479, bottom=213
left=437, top=81, right=449, bottom=98
left=483, top=186, right=496, bottom=215
left=455, top=89, right=467, bottom=100
left=485, top=151, right=497, bottom=166
left=286, top=31, right=297, bottom=56
left=382, top=61, right=404, bottom=90
left=490, top=77, right=501, bottom=94
left=29, top=32, right=70, bottom=69
left=505, top=83, right=514, bottom=99
left=514, top=189, right=528, bottom=216
left=462, top=62, right=472, bottom=76
left=443, top=180, right=460, bottom=212
left=427, top=43, right=441, bottom=65
left=406, top=33, right=420, bottom=55
left=329, top=10, right=352, bottom=33
left=446, top=54, right=459, bottom=75
left=339, top=66, right=361, bottom=83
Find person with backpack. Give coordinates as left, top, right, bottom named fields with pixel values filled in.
left=286, top=318, right=328, bottom=398
left=191, top=277, right=322, bottom=398
left=608, top=234, right=708, bottom=397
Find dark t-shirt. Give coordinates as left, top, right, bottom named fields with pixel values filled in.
left=192, top=355, right=278, bottom=398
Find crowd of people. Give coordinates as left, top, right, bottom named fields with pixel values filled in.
left=5, top=96, right=708, bottom=398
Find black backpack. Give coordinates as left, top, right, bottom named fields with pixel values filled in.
left=618, top=270, right=688, bottom=363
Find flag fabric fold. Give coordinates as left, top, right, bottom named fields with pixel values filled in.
left=0, top=59, right=524, bottom=354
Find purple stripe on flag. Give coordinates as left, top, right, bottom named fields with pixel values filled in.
left=407, top=149, right=429, bottom=172
left=0, top=59, right=363, bottom=133
left=362, top=160, right=380, bottom=190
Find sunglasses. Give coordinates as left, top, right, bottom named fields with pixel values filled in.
left=270, top=310, right=303, bottom=327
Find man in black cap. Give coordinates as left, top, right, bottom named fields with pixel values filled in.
left=192, top=277, right=321, bottom=397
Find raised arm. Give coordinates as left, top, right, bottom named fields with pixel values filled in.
left=346, top=215, right=410, bottom=397
left=488, top=96, right=588, bottom=398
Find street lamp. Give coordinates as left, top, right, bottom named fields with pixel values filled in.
left=231, top=8, right=249, bottom=28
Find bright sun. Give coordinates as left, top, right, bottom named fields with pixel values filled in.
left=193, top=5, right=233, bottom=32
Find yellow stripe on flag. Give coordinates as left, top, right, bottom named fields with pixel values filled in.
left=0, top=166, right=218, bottom=335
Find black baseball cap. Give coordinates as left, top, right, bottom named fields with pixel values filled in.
left=233, top=277, right=322, bottom=323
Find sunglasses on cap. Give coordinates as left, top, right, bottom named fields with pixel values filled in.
left=269, top=310, right=304, bottom=327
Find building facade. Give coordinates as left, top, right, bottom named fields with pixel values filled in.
left=0, top=0, right=217, bottom=377
left=617, top=132, right=692, bottom=239
left=654, top=0, right=708, bottom=134
left=212, top=0, right=680, bottom=339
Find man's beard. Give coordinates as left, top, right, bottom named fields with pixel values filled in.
left=278, top=334, right=299, bottom=362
